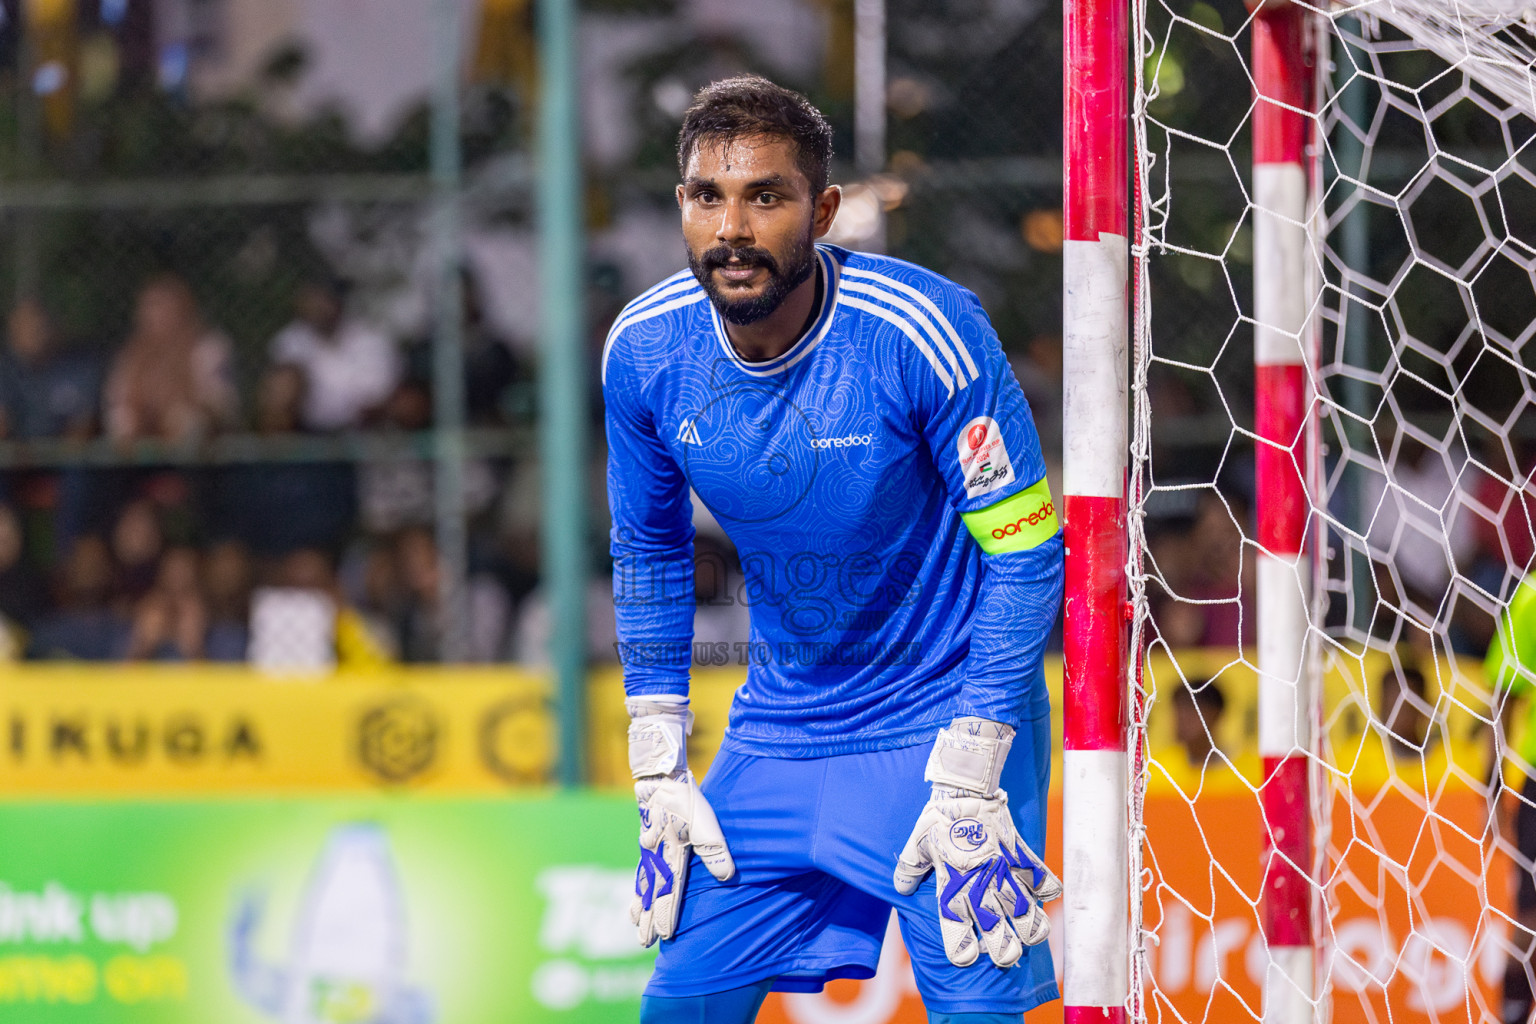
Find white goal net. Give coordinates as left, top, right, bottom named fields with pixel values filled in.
left=1131, top=0, right=1536, bottom=1019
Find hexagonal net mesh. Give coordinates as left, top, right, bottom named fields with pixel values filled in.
left=1129, top=0, right=1536, bottom=1020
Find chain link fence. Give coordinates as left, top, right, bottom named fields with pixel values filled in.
left=0, top=0, right=539, bottom=667
left=0, top=0, right=1083, bottom=673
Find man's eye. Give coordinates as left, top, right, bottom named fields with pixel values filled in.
left=692, top=191, right=717, bottom=203
left=754, top=193, right=779, bottom=204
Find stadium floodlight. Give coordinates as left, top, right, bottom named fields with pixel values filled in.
left=1064, top=0, right=1536, bottom=1017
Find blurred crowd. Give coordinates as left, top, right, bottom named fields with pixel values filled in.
left=1138, top=450, right=1536, bottom=659
left=1118, top=367, right=1536, bottom=659
left=1, top=269, right=1532, bottom=669
left=0, top=270, right=551, bottom=665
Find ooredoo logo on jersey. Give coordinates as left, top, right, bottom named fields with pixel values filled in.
left=956, top=416, right=1015, bottom=498
left=808, top=433, right=873, bottom=450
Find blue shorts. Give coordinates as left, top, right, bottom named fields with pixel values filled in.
left=645, top=712, right=1058, bottom=1016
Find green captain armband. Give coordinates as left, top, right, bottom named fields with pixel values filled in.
left=962, top=477, right=1059, bottom=554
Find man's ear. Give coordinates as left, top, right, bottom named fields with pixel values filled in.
left=812, top=185, right=842, bottom=239
left=676, top=184, right=686, bottom=210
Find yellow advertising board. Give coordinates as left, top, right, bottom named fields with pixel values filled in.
left=0, top=647, right=1501, bottom=795
left=589, top=649, right=1501, bottom=791
left=0, top=666, right=554, bottom=796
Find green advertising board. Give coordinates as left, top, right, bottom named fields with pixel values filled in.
left=0, top=794, right=653, bottom=1022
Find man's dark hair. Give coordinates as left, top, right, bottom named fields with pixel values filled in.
left=677, top=75, right=834, bottom=192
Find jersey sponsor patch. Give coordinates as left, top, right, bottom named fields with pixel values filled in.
left=956, top=416, right=1015, bottom=498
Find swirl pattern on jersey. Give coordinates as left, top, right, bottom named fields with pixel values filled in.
left=605, top=245, right=1062, bottom=757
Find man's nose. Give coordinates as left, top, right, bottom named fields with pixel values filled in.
left=716, top=199, right=754, bottom=245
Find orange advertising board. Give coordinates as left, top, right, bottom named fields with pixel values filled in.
left=732, top=641, right=1508, bottom=1024
left=752, top=781, right=1509, bottom=1024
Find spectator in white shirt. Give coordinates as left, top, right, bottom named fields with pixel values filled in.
left=270, top=278, right=400, bottom=432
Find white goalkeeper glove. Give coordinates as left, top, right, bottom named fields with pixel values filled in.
left=894, top=717, right=1062, bottom=968
left=627, top=695, right=735, bottom=948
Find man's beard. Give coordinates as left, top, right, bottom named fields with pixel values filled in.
left=687, top=231, right=817, bottom=326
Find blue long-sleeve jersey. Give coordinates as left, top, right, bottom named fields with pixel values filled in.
left=604, top=244, right=1063, bottom=758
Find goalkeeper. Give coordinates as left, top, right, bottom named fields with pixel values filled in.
left=606, top=75, right=1064, bottom=1024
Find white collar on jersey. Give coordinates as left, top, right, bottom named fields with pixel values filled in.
left=709, top=246, right=842, bottom=378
